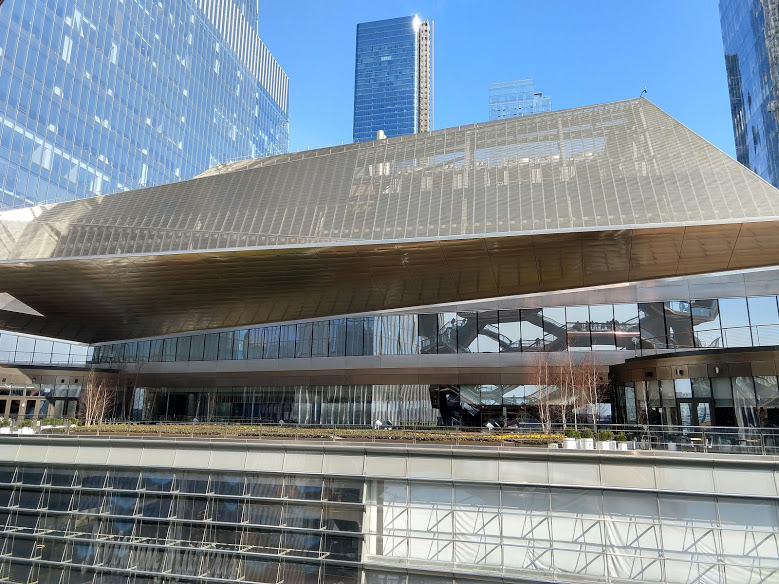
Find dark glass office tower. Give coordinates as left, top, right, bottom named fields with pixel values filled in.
left=0, top=0, right=289, bottom=209
left=353, top=15, right=431, bottom=143
left=719, top=0, right=779, bottom=186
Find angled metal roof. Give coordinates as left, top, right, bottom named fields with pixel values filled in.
left=1, top=98, right=778, bottom=342
left=2, top=98, right=777, bottom=261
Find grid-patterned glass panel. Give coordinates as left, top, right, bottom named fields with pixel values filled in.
left=0, top=0, right=288, bottom=211
left=0, top=464, right=363, bottom=584
left=720, top=0, right=779, bottom=186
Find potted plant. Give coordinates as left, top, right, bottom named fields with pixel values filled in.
left=18, top=419, right=34, bottom=434
left=597, top=430, right=614, bottom=450
left=0, top=419, right=10, bottom=434
left=563, top=428, right=581, bottom=449
left=615, top=432, right=629, bottom=450
left=580, top=427, right=595, bottom=450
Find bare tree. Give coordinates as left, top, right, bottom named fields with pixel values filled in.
left=79, top=368, right=116, bottom=426
left=557, top=354, right=577, bottom=430
left=566, top=352, right=583, bottom=430
left=207, top=391, right=218, bottom=422
left=531, top=353, right=554, bottom=434
left=570, top=354, right=593, bottom=429
left=574, top=353, right=608, bottom=430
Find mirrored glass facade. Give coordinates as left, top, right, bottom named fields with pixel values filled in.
left=353, top=16, right=430, bottom=143
left=720, top=0, right=779, bottom=186
left=141, top=385, right=436, bottom=424
left=488, top=78, right=552, bottom=120
left=89, top=295, right=779, bottom=364
left=0, top=0, right=289, bottom=209
left=615, top=374, right=779, bottom=429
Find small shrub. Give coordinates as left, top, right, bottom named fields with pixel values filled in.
left=580, top=428, right=594, bottom=439
left=68, top=417, right=78, bottom=426
left=41, top=417, right=62, bottom=426
left=615, top=432, right=627, bottom=442
left=564, top=428, right=581, bottom=439
left=19, top=419, right=33, bottom=428
left=597, top=430, right=614, bottom=442
left=0, top=419, right=10, bottom=427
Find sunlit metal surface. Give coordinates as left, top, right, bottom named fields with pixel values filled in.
left=2, top=225, right=779, bottom=343
left=1, top=99, right=778, bottom=342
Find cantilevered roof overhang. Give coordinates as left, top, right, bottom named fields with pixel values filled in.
left=1, top=99, right=778, bottom=343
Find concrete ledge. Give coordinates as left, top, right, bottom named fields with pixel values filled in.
left=1, top=435, right=777, bottom=499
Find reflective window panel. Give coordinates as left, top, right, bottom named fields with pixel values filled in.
left=0, top=0, right=288, bottom=211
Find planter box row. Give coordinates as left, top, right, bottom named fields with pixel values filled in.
left=561, top=437, right=630, bottom=450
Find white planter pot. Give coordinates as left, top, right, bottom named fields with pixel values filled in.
left=617, top=442, right=629, bottom=451
left=579, top=438, right=594, bottom=450
left=597, top=440, right=610, bottom=450
left=562, top=438, right=577, bottom=449
left=0, top=427, right=10, bottom=434
left=667, top=442, right=678, bottom=451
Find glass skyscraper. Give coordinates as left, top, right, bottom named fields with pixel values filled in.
left=0, top=0, right=289, bottom=209
left=353, top=15, right=431, bottom=143
left=719, top=0, right=779, bottom=187
left=488, top=79, right=551, bottom=120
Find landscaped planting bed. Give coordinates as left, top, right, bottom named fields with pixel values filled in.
left=64, top=423, right=563, bottom=445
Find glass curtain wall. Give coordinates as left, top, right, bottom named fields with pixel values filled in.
left=719, top=0, right=779, bottom=186
left=92, top=296, right=779, bottom=365
left=0, top=465, right=362, bottom=584
left=488, top=78, right=552, bottom=120
left=365, top=479, right=779, bottom=583
left=141, top=384, right=437, bottom=425
left=0, top=0, right=288, bottom=210
left=353, top=16, right=422, bottom=142
left=1, top=463, right=778, bottom=584
left=615, top=375, right=779, bottom=428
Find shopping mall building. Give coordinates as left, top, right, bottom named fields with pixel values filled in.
left=2, top=98, right=779, bottom=429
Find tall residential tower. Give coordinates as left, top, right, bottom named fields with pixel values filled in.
left=0, top=0, right=289, bottom=209
left=353, top=15, right=431, bottom=143
left=719, top=0, right=779, bottom=186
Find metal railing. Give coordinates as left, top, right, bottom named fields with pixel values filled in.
left=1, top=419, right=777, bottom=455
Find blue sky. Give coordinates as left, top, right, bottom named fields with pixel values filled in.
left=260, top=1, right=734, bottom=157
